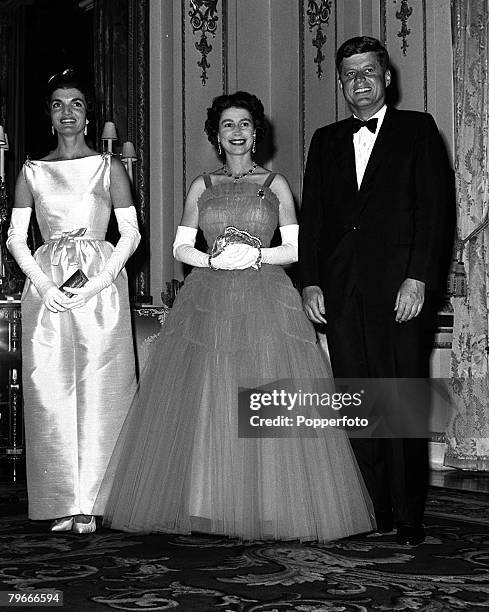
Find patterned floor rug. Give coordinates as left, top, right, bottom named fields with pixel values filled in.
left=0, top=486, right=488, bottom=611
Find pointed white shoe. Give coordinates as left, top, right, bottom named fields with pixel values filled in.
left=72, top=515, right=96, bottom=534
left=50, top=516, right=74, bottom=532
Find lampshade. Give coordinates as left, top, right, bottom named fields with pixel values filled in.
left=122, top=141, right=137, bottom=160
left=101, top=121, right=118, bottom=140
left=0, top=125, right=5, bottom=145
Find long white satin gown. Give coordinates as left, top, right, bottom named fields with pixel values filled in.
left=21, top=154, right=137, bottom=520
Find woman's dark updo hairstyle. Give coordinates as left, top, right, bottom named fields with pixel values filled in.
left=45, top=68, right=94, bottom=117
left=204, top=91, right=266, bottom=148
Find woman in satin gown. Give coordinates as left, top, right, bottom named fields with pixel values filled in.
left=7, top=69, right=140, bottom=533
left=99, top=91, right=375, bottom=542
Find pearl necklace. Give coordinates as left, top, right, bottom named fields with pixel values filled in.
left=223, top=162, right=257, bottom=182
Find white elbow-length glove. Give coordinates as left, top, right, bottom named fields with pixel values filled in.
left=173, top=225, right=209, bottom=268
left=68, top=206, right=141, bottom=307
left=92, top=206, right=140, bottom=288
left=6, top=207, right=65, bottom=311
left=173, top=225, right=258, bottom=270
left=261, top=224, right=298, bottom=265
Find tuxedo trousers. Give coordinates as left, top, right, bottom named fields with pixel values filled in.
left=324, top=288, right=433, bottom=525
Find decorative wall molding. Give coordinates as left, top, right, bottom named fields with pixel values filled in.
left=333, top=2, right=337, bottom=121
left=394, top=0, right=413, bottom=56
left=134, top=0, right=150, bottom=300
left=381, top=0, right=387, bottom=45
left=422, top=0, right=427, bottom=111
left=221, top=0, right=227, bottom=94
left=300, top=0, right=306, bottom=168
left=189, top=0, right=218, bottom=85
left=306, top=0, right=332, bottom=79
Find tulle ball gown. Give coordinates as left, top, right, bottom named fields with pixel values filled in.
left=99, top=173, right=374, bottom=542
left=21, top=155, right=137, bottom=520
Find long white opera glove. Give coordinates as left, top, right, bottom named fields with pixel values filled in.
left=261, top=224, right=298, bottom=265
left=6, top=207, right=56, bottom=298
left=173, top=225, right=209, bottom=267
left=82, top=206, right=140, bottom=297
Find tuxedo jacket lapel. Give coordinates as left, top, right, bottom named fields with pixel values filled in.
left=332, top=118, right=357, bottom=199
left=358, top=108, right=400, bottom=202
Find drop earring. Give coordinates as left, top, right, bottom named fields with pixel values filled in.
left=84, top=120, right=89, bottom=136
left=51, top=125, right=55, bottom=136
left=252, top=132, right=256, bottom=154
left=217, top=137, right=222, bottom=156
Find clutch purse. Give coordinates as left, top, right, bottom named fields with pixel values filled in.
left=59, top=269, right=88, bottom=298
left=210, top=226, right=262, bottom=258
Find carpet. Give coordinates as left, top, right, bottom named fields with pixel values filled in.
left=0, top=486, right=488, bottom=611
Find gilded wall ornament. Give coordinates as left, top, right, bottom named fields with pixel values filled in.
left=307, top=0, right=332, bottom=79
left=189, top=0, right=219, bottom=85
left=394, top=0, right=413, bottom=56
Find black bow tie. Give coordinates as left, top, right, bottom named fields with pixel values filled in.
left=351, top=117, right=378, bottom=134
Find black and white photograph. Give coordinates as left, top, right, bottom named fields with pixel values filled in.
left=0, top=1, right=487, bottom=610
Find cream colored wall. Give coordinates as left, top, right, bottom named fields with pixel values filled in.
left=149, top=0, right=454, bottom=302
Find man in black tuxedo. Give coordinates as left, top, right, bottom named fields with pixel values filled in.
left=299, top=36, right=451, bottom=545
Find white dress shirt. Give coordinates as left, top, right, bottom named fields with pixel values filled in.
left=353, top=104, right=387, bottom=188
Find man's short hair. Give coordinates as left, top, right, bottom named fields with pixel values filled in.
left=336, top=36, right=390, bottom=73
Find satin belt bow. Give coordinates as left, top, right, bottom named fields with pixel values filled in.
left=50, top=228, right=87, bottom=265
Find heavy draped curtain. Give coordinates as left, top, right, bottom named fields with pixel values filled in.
left=445, top=0, right=489, bottom=469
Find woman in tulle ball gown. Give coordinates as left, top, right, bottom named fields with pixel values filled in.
left=7, top=69, right=140, bottom=534
left=98, top=91, right=375, bottom=542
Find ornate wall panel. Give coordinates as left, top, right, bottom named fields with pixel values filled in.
left=423, top=0, right=454, bottom=161
left=302, top=0, right=338, bottom=181
left=383, top=0, right=453, bottom=160
left=183, top=0, right=225, bottom=193
left=385, top=0, right=428, bottom=111
left=268, top=0, right=303, bottom=198
left=228, top=0, right=303, bottom=199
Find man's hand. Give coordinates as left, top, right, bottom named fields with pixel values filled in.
left=394, top=278, right=425, bottom=323
left=302, top=285, right=327, bottom=324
